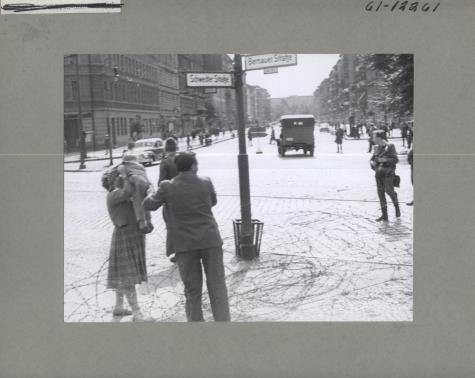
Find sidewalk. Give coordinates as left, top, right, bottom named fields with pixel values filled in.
left=64, top=133, right=235, bottom=164
left=64, top=133, right=236, bottom=172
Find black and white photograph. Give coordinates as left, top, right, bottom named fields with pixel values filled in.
left=64, top=53, right=414, bottom=322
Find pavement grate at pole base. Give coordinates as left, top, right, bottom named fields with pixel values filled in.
left=232, top=219, right=264, bottom=259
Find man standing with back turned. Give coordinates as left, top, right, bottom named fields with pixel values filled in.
left=143, top=152, right=230, bottom=321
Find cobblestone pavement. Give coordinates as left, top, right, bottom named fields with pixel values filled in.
left=64, top=130, right=413, bottom=322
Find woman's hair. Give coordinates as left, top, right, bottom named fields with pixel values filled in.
left=101, top=166, right=120, bottom=192
left=165, top=137, right=177, bottom=152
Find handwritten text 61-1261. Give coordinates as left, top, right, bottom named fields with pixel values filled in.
left=365, top=1, right=441, bottom=12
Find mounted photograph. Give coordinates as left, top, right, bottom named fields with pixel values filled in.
left=64, top=54, right=414, bottom=322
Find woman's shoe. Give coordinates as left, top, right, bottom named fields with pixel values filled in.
left=112, top=308, right=133, bottom=317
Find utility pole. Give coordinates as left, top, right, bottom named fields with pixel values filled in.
left=234, top=54, right=255, bottom=259
left=75, top=54, right=86, bottom=170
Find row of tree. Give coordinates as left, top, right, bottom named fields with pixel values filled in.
left=365, top=54, right=414, bottom=118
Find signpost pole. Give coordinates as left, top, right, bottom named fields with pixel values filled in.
left=234, top=54, right=255, bottom=260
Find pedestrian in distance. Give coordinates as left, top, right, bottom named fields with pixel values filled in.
left=401, top=122, right=409, bottom=147
left=407, top=144, right=414, bottom=206
left=406, top=122, right=414, bottom=149
left=101, top=165, right=153, bottom=322
left=357, top=122, right=363, bottom=140
left=379, top=122, right=389, bottom=140
left=104, top=134, right=110, bottom=155
left=186, top=134, right=191, bottom=150
left=370, top=130, right=401, bottom=222
left=248, top=128, right=253, bottom=146
left=158, top=138, right=180, bottom=262
left=144, top=152, right=231, bottom=322
left=367, top=124, right=375, bottom=153
left=335, top=126, right=344, bottom=153
left=269, top=127, right=276, bottom=144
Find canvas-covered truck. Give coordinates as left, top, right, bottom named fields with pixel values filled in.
left=277, top=114, right=315, bottom=156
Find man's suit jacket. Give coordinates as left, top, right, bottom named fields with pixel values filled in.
left=143, top=171, right=222, bottom=253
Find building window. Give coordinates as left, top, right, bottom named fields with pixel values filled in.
left=71, top=81, right=78, bottom=100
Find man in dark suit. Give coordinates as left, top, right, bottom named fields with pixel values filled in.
left=143, top=152, right=230, bottom=321
left=158, top=138, right=180, bottom=262
left=370, top=130, right=400, bottom=221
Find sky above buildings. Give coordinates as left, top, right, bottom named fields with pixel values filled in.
left=242, top=54, right=340, bottom=99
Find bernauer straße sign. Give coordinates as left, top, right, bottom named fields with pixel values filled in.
left=245, top=54, right=297, bottom=71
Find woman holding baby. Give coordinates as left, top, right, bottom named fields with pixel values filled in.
left=101, top=156, right=154, bottom=322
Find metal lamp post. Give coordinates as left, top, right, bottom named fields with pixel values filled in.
left=233, top=54, right=255, bottom=260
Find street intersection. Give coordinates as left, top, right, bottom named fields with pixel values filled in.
left=64, top=129, right=413, bottom=322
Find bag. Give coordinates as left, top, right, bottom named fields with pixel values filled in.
left=394, top=175, right=401, bottom=188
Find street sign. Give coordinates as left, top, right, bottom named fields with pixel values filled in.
left=245, top=54, right=297, bottom=71
left=186, top=72, right=233, bottom=88
left=204, top=88, right=218, bottom=94
left=264, top=67, right=279, bottom=74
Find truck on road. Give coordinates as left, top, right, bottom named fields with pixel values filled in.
left=277, top=114, right=315, bottom=157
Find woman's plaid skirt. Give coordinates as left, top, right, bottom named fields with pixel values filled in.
left=107, top=223, right=147, bottom=290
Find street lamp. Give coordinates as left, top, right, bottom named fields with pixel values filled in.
left=233, top=54, right=254, bottom=260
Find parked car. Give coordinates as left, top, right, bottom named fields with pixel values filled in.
left=277, top=114, right=315, bottom=157
left=122, top=138, right=164, bottom=166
